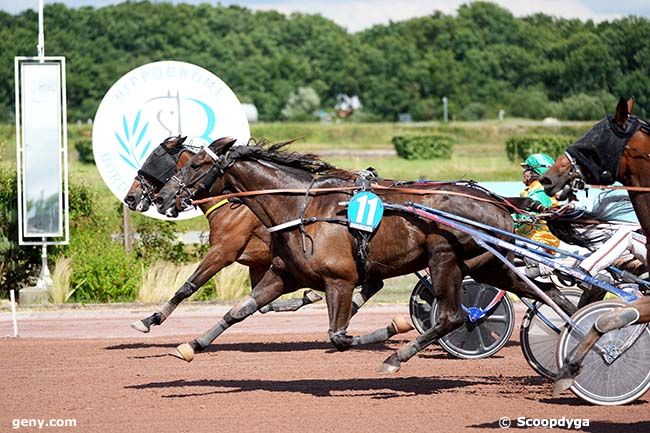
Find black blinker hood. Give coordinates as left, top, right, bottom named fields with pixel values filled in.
left=566, top=115, right=641, bottom=185
left=138, top=145, right=182, bottom=186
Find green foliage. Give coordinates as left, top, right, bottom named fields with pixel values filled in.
left=0, top=167, right=40, bottom=296
left=392, top=135, right=454, bottom=160
left=68, top=182, right=95, bottom=223
left=0, top=2, right=648, bottom=122
left=74, top=139, right=94, bottom=164
left=506, top=88, right=554, bottom=119
left=67, top=227, right=140, bottom=303
left=505, top=135, right=576, bottom=162
left=0, top=167, right=98, bottom=297
left=132, top=217, right=189, bottom=265
left=281, top=87, right=321, bottom=121
left=459, top=102, right=486, bottom=121
left=556, top=92, right=613, bottom=120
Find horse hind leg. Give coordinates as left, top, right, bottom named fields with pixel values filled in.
left=348, top=316, right=413, bottom=347
left=325, top=280, right=413, bottom=351
left=379, top=254, right=464, bottom=373
left=553, top=306, right=641, bottom=396
left=258, top=290, right=323, bottom=313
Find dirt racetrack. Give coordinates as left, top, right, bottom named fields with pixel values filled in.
left=1, top=303, right=649, bottom=432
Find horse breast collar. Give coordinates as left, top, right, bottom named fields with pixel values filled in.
left=567, top=115, right=642, bottom=185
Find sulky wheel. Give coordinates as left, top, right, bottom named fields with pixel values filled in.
left=556, top=300, right=650, bottom=405
left=409, top=276, right=515, bottom=359
left=519, top=287, right=582, bottom=379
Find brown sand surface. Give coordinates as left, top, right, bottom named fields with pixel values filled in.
left=0, top=304, right=648, bottom=432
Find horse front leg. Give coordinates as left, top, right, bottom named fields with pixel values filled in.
left=170, top=269, right=292, bottom=362
left=131, top=245, right=240, bottom=333
left=553, top=297, right=650, bottom=395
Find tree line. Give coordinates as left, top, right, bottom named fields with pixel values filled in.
left=0, top=1, right=648, bottom=122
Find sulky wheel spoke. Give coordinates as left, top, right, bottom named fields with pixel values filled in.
left=484, top=314, right=508, bottom=324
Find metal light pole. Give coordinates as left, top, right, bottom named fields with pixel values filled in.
left=35, top=0, right=52, bottom=291
left=442, top=97, right=448, bottom=123
left=37, top=0, right=45, bottom=62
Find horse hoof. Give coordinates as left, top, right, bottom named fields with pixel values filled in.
left=552, top=378, right=575, bottom=397
left=304, top=290, right=323, bottom=303
left=130, top=320, right=150, bottom=333
left=169, top=343, right=195, bottom=362
left=391, top=316, right=414, bottom=334
left=378, top=353, right=401, bottom=374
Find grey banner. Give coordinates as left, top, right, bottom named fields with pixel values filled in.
left=21, top=62, right=63, bottom=237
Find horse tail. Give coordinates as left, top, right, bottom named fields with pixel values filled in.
left=548, top=192, right=634, bottom=250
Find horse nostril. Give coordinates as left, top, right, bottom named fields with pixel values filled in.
left=154, top=196, right=164, bottom=206
left=125, top=195, right=135, bottom=205
left=539, top=176, right=551, bottom=186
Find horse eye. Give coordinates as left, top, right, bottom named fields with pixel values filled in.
left=191, top=162, right=201, bottom=169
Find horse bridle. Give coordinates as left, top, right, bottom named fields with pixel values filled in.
left=136, top=172, right=159, bottom=205
left=136, top=141, right=198, bottom=207
left=173, top=145, right=236, bottom=210
left=563, top=151, right=587, bottom=191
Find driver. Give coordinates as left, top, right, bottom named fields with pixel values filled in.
left=514, top=153, right=561, bottom=248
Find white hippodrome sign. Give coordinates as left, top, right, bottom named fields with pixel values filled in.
left=93, top=61, right=250, bottom=220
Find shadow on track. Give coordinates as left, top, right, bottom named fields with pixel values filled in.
left=530, top=396, right=648, bottom=407
left=126, top=375, right=496, bottom=399
left=105, top=340, right=399, bottom=353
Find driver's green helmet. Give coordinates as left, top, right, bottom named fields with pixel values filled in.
left=521, top=153, right=555, bottom=175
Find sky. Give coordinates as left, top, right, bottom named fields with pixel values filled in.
left=1, top=0, right=649, bottom=32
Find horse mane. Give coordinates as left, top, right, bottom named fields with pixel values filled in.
left=548, top=192, right=634, bottom=250
left=239, top=138, right=354, bottom=179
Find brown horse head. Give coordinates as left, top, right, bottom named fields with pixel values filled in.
left=155, top=136, right=237, bottom=217
left=540, top=97, right=640, bottom=199
left=123, top=135, right=188, bottom=212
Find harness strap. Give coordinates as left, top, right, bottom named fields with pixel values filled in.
left=299, top=178, right=317, bottom=256
left=268, top=219, right=303, bottom=232
left=268, top=217, right=347, bottom=233
left=204, top=199, right=230, bottom=219
left=204, top=146, right=219, bottom=161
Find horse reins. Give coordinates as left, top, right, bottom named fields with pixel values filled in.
left=190, top=183, right=534, bottom=216
left=586, top=184, right=650, bottom=192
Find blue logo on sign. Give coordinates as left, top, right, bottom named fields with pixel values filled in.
left=114, top=91, right=217, bottom=171
left=347, top=191, right=384, bottom=232
left=115, top=111, right=152, bottom=170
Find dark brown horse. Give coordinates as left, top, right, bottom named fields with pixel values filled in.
left=124, top=136, right=323, bottom=333
left=539, top=97, right=650, bottom=393
left=124, top=136, right=401, bottom=334
left=155, top=139, right=577, bottom=371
